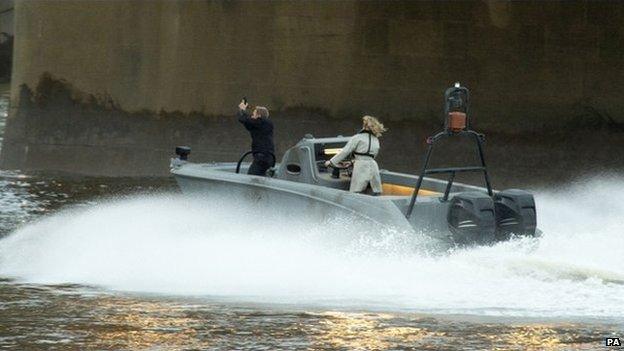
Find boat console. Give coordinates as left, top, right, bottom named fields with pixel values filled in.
left=273, top=135, right=353, bottom=191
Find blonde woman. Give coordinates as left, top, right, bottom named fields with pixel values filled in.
left=325, top=115, right=387, bottom=194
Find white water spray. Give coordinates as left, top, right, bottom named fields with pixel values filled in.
left=0, top=178, right=623, bottom=318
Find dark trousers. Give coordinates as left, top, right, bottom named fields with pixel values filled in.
left=247, top=154, right=272, bottom=176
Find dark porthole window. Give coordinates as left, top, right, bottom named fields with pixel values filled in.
left=286, top=163, right=301, bottom=174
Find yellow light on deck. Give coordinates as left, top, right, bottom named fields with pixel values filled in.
left=323, top=148, right=342, bottom=155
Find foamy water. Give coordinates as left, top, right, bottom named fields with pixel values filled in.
left=0, top=178, right=623, bottom=319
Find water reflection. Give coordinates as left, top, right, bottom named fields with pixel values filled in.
left=0, top=86, right=8, bottom=146
left=0, top=282, right=617, bottom=351
left=90, top=299, right=205, bottom=350
left=312, top=312, right=442, bottom=350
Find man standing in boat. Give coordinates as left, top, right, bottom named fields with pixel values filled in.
left=237, top=99, right=275, bottom=176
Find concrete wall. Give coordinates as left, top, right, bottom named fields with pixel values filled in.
left=2, top=0, right=624, bottom=179
left=0, top=0, right=13, bottom=82
left=0, top=0, right=13, bottom=36
left=9, top=1, right=624, bottom=127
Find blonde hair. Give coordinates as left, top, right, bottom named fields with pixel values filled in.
left=362, top=115, right=387, bottom=137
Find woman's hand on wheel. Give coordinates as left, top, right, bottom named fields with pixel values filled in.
left=324, top=160, right=331, bottom=167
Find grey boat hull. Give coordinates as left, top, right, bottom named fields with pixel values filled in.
left=172, top=162, right=489, bottom=242
left=174, top=163, right=413, bottom=232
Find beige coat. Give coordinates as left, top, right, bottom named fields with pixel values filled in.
left=329, top=132, right=382, bottom=193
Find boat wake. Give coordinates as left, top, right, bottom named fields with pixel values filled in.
left=0, top=177, right=623, bottom=318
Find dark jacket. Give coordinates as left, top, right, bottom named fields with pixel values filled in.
left=237, top=110, right=275, bottom=157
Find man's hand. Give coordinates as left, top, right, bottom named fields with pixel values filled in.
left=324, top=160, right=331, bottom=167
left=238, top=100, right=248, bottom=111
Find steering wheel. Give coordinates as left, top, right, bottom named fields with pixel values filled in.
left=320, top=159, right=353, bottom=178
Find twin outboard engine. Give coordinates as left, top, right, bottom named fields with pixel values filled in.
left=447, top=192, right=496, bottom=245
left=493, top=189, right=537, bottom=240
left=440, top=83, right=537, bottom=244
left=402, top=82, right=539, bottom=246
left=447, top=190, right=537, bottom=244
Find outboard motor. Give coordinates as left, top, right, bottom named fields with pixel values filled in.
left=447, top=192, right=496, bottom=245
left=494, top=189, right=537, bottom=240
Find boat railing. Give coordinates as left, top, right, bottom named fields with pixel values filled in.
left=405, top=83, right=494, bottom=219
left=235, top=151, right=276, bottom=174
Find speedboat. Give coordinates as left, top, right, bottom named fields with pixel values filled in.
left=170, top=84, right=538, bottom=245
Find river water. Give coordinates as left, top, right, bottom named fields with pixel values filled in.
left=0, top=87, right=623, bottom=350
